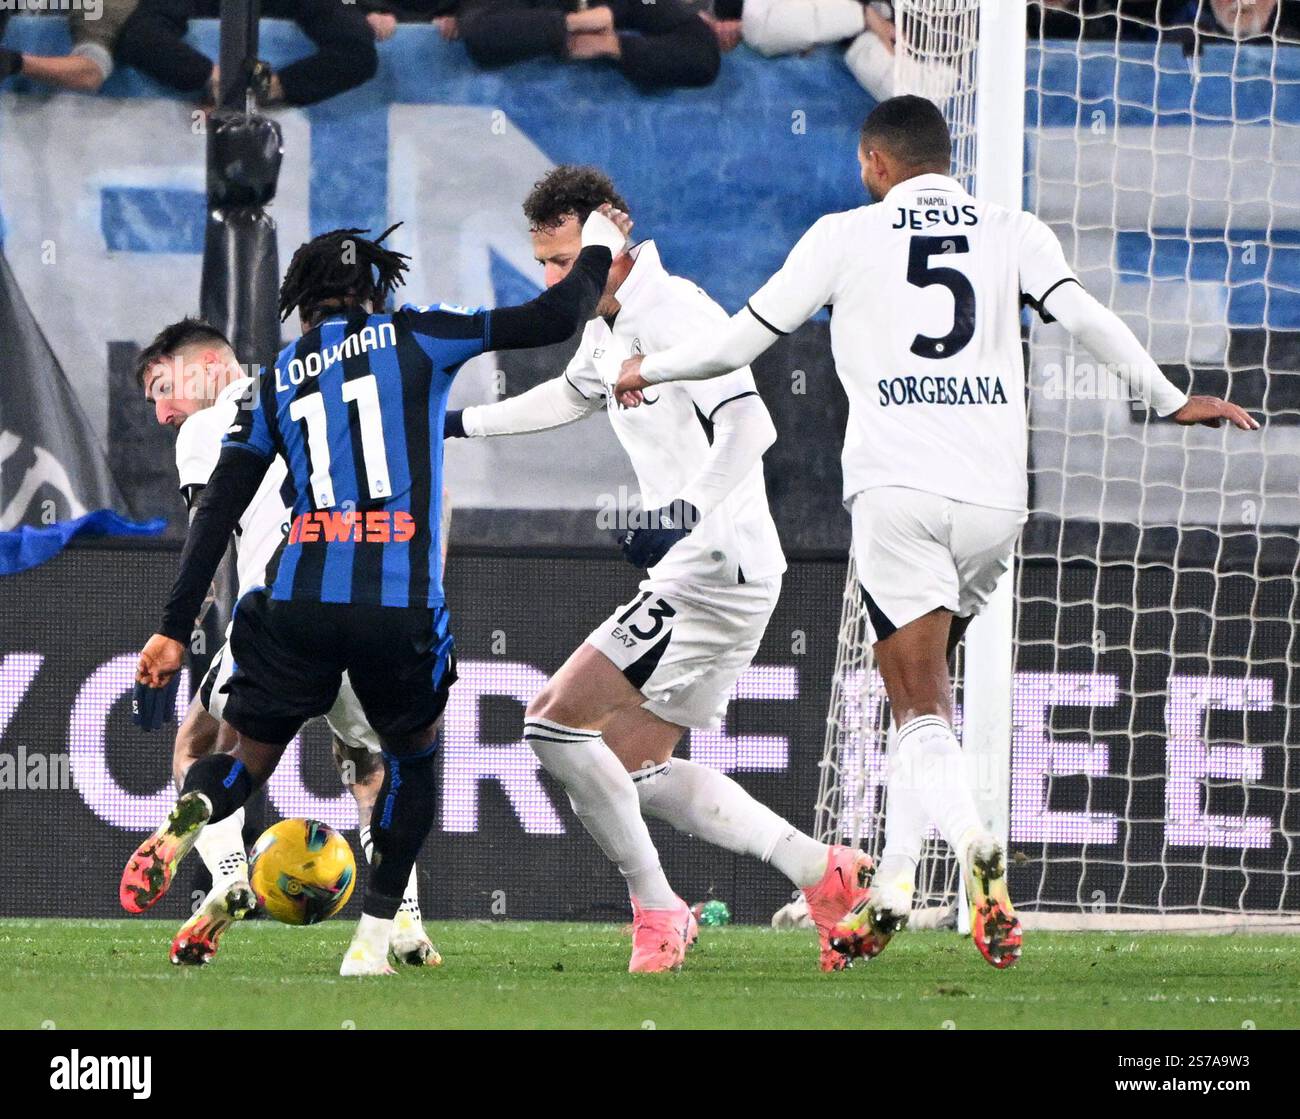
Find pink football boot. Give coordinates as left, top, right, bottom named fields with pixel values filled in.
left=802, top=845, right=875, bottom=972
left=629, top=896, right=693, bottom=973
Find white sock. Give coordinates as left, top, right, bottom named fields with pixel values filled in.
left=894, top=715, right=983, bottom=866
left=360, top=823, right=422, bottom=920
left=633, top=759, right=829, bottom=888
left=527, top=718, right=677, bottom=909
left=193, top=806, right=247, bottom=885
left=877, top=723, right=924, bottom=899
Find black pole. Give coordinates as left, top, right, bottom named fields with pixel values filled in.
left=195, top=0, right=282, bottom=689
left=217, top=0, right=261, bottom=111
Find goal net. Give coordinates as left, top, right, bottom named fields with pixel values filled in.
left=800, top=1, right=1300, bottom=932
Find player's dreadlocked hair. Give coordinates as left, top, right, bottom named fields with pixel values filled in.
left=523, top=165, right=629, bottom=233
left=278, top=223, right=410, bottom=326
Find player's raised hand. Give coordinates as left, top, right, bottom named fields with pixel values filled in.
left=615, top=355, right=648, bottom=408
left=581, top=208, right=628, bottom=255
left=137, top=633, right=184, bottom=688
left=1171, top=395, right=1260, bottom=430
left=597, top=201, right=633, bottom=242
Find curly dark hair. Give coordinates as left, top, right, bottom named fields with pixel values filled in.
left=522, top=165, right=629, bottom=233
left=135, top=317, right=233, bottom=387
left=278, top=223, right=410, bottom=326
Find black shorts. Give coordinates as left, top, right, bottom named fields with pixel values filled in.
left=221, top=590, right=457, bottom=748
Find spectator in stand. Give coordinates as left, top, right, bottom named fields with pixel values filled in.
left=1167, top=0, right=1300, bottom=41
left=1030, top=0, right=1300, bottom=43
left=358, top=0, right=458, bottom=28
left=741, top=0, right=897, bottom=100
left=0, top=0, right=141, bottom=92
left=700, top=0, right=744, bottom=53
left=450, top=0, right=721, bottom=90
left=114, top=0, right=382, bottom=106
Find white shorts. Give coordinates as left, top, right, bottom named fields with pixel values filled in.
left=586, top=575, right=782, bottom=731
left=199, top=638, right=381, bottom=754
left=850, top=487, right=1025, bottom=644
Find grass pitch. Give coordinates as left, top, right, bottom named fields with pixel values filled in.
left=1, top=919, right=1297, bottom=1030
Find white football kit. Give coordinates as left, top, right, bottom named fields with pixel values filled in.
left=643, top=173, right=1184, bottom=641
left=740, top=174, right=1067, bottom=637
left=176, top=378, right=381, bottom=752
left=464, top=240, right=787, bottom=729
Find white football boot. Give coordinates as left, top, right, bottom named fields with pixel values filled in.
left=340, top=915, right=397, bottom=977
left=390, top=909, right=442, bottom=967
left=170, top=877, right=257, bottom=966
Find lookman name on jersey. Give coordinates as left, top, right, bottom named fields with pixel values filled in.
left=275, top=321, right=398, bottom=390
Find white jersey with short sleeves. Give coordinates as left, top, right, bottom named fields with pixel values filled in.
left=747, top=173, right=1077, bottom=513
left=174, top=377, right=291, bottom=597
left=565, top=240, right=786, bottom=586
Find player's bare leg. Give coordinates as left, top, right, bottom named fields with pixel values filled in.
left=606, top=706, right=872, bottom=971
left=340, top=718, right=443, bottom=977
left=833, top=609, right=1020, bottom=968
left=526, top=644, right=691, bottom=974
left=337, top=737, right=441, bottom=968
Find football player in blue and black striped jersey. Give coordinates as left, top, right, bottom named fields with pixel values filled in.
left=122, top=208, right=628, bottom=974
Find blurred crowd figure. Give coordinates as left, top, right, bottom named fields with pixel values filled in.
left=2, top=0, right=1297, bottom=101
left=0, top=0, right=384, bottom=100
left=439, top=0, right=722, bottom=89
left=741, top=0, right=897, bottom=98
left=1031, top=0, right=1300, bottom=43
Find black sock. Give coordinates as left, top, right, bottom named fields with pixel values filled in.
left=364, top=745, right=437, bottom=918
left=181, top=754, right=254, bottom=824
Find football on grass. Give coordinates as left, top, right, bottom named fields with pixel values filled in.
left=249, top=819, right=356, bottom=926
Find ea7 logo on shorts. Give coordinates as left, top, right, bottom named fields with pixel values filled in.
left=289, top=510, right=416, bottom=544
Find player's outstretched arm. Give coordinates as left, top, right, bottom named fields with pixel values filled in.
left=486, top=209, right=626, bottom=352
left=138, top=446, right=270, bottom=687
left=616, top=214, right=839, bottom=406
left=1042, top=280, right=1258, bottom=430
left=615, top=309, right=779, bottom=406
left=444, top=373, right=602, bottom=439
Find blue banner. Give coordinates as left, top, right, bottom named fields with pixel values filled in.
left=0, top=509, right=164, bottom=576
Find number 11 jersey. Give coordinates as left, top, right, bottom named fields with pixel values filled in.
left=746, top=172, right=1077, bottom=513
left=224, top=303, right=489, bottom=609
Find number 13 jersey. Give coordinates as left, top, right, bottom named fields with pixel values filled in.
left=746, top=173, right=1077, bottom=514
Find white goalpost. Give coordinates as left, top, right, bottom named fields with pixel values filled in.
left=779, top=0, right=1300, bottom=934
